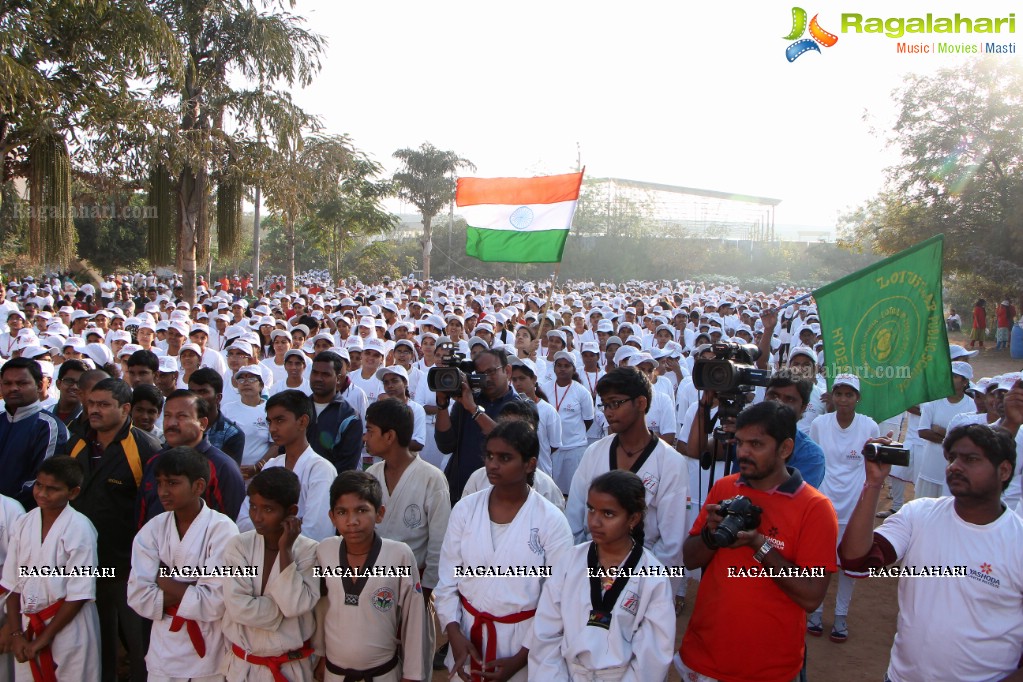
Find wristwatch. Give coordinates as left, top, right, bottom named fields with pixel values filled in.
left=753, top=540, right=774, bottom=563
left=471, top=406, right=485, bottom=421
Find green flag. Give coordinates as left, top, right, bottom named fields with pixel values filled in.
left=813, top=235, right=952, bottom=422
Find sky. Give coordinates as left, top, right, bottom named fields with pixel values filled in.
left=284, top=0, right=1020, bottom=229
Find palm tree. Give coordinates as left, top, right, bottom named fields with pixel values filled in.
left=392, top=143, right=475, bottom=281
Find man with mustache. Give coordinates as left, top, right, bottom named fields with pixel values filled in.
left=841, top=420, right=1023, bottom=682
left=135, top=389, right=245, bottom=525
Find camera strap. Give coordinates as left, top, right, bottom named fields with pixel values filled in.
left=586, top=540, right=644, bottom=630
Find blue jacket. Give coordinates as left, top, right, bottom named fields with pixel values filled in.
left=789, top=429, right=826, bottom=489
left=206, top=412, right=245, bottom=465
left=307, top=392, right=364, bottom=472
left=136, top=437, right=246, bottom=525
left=0, top=401, right=68, bottom=508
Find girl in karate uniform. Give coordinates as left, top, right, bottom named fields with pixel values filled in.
left=530, top=470, right=676, bottom=681
left=435, top=420, right=573, bottom=682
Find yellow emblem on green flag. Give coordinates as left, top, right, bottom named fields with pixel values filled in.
left=814, top=234, right=953, bottom=422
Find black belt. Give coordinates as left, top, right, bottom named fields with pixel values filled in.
left=325, top=653, right=399, bottom=681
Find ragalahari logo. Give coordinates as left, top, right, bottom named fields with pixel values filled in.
left=784, top=7, right=839, bottom=61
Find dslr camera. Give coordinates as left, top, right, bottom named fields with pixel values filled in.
left=427, top=342, right=487, bottom=398
left=862, top=442, right=910, bottom=467
left=712, top=495, right=763, bottom=547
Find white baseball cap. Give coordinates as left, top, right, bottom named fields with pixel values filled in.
left=832, top=373, right=860, bottom=393
left=375, top=365, right=409, bottom=383
left=951, top=361, right=974, bottom=380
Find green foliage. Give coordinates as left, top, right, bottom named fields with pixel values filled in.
left=391, top=142, right=475, bottom=280
left=841, top=60, right=1023, bottom=290
left=345, top=241, right=416, bottom=283
left=73, top=191, right=151, bottom=273
left=572, top=178, right=660, bottom=237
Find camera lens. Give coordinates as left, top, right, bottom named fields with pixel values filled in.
left=707, top=364, right=731, bottom=390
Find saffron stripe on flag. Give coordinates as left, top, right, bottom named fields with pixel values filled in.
left=456, top=172, right=583, bottom=207
left=460, top=200, right=576, bottom=233
left=465, top=227, right=569, bottom=263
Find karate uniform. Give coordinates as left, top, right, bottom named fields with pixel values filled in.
left=530, top=543, right=676, bottom=681
left=221, top=531, right=320, bottom=682
left=314, top=535, right=425, bottom=682
left=1, top=504, right=101, bottom=682
left=127, top=501, right=239, bottom=681
left=566, top=435, right=689, bottom=593
left=435, top=488, right=573, bottom=682
left=0, top=495, right=25, bottom=682
left=366, top=456, right=451, bottom=680
left=237, top=447, right=337, bottom=542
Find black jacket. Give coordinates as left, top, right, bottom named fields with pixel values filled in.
left=69, top=418, right=161, bottom=577
left=307, top=392, right=364, bottom=472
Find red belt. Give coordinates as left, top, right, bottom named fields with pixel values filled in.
left=459, top=594, right=535, bottom=682
left=230, top=639, right=313, bottom=682
left=165, top=604, right=206, bottom=658
left=24, top=598, right=64, bottom=682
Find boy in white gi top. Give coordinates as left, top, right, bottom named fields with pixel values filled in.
left=236, top=390, right=337, bottom=542
left=314, top=471, right=425, bottom=682
left=0, top=493, right=26, bottom=680
left=531, top=470, right=676, bottom=681
left=222, top=467, right=319, bottom=681
left=364, top=398, right=450, bottom=677
left=128, top=447, right=239, bottom=682
left=566, top=367, right=688, bottom=595
left=0, top=457, right=100, bottom=682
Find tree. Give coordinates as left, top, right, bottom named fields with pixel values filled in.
left=261, top=134, right=358, bottom=292
left=841, top=60, right=1023, bottom=289
left=137, top=0, right=324, bottom=304
left=299, top=154, right=397, bottom=278
left=1, top=0, right=179, bottom=266
left=392, top=142, right=475, bottom=281
left=572, top=178, right=658, bottom=237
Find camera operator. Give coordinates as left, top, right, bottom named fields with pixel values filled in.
left=840, top=424, right=1023, bottom=682
left=679, top=401, right=837, bottom=682
left=434, top=347, right=520, bottom=504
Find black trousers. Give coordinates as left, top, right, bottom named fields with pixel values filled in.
left=96, top=577, right=150, bottom=682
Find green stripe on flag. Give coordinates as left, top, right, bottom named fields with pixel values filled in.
left=814, top=234, right=952, bottom=422
left=465, top=227, right=569, bottom=263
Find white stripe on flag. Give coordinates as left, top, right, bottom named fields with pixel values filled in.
left=459, top=200, right=576, bottom=233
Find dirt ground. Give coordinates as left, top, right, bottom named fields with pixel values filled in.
left=430, top=338, right=1022, bottom=682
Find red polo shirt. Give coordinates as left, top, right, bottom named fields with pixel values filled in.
left=681, top=469, right=838, bottom=682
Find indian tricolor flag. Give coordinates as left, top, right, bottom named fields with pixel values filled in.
left=456, top=171, right=584, bottom=263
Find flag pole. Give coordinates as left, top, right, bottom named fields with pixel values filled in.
left=536, top=264, right=562, bottom=341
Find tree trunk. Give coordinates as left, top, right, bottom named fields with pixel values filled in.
left=286, top=215, right=295, bottom=294
left=178, top=164, right=208, bottom=306
left=252, top=184, right=261, bottom=286
left=421, top=214, right=433, bottom=282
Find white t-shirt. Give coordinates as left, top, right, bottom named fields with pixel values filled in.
left=350, top=371, right=384, bottom=404
left=917, top=397, right=974, bottom=485
left=220, top=399, right=272, bottom=466
left=543, top=381, right=594, bottom=449
left=878, top=497, right=1023, bottom=682
left=533, top=399, right=563, bottom=476
left=811, top=412, right=880, bottom=527
left=646, top=389, right=676, bottom=440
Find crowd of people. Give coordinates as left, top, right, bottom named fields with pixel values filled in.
left=0, top=268, right=1020, bottom=682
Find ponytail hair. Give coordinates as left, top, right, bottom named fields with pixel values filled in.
left=588, top=470, right=647, bottom=547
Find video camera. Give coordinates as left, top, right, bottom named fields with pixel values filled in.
left=693, top=342, right=772, bottom=423
left=427, top=342, right=487, bottom=398
left=862, top=442, right=910, bottom=467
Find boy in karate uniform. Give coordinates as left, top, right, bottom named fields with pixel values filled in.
left=0, top=493, right=26, bottom=680
left=0, top=457, right=101, bottom=682
left=364, top=398, right=451, bottom=677
left=222, top=467, right=319, bottom=681
left=314, top=471, right=425, bottom=682
left=128, top=447, right=239, bottom=682
left=236, top=390, right=337, bottom=542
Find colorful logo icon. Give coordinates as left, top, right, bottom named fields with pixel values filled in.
left=784, top=7, right=838, bottom=62
left=980, top=563, right=993, bottom=575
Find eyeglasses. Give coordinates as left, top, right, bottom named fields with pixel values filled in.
left=60, top=377, right=79, bottom=386
left=597, top=397, right=635, bottom=412
left=235, top=374, right=260, bottom=383
left=479, top=367, right=503, bottom=378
